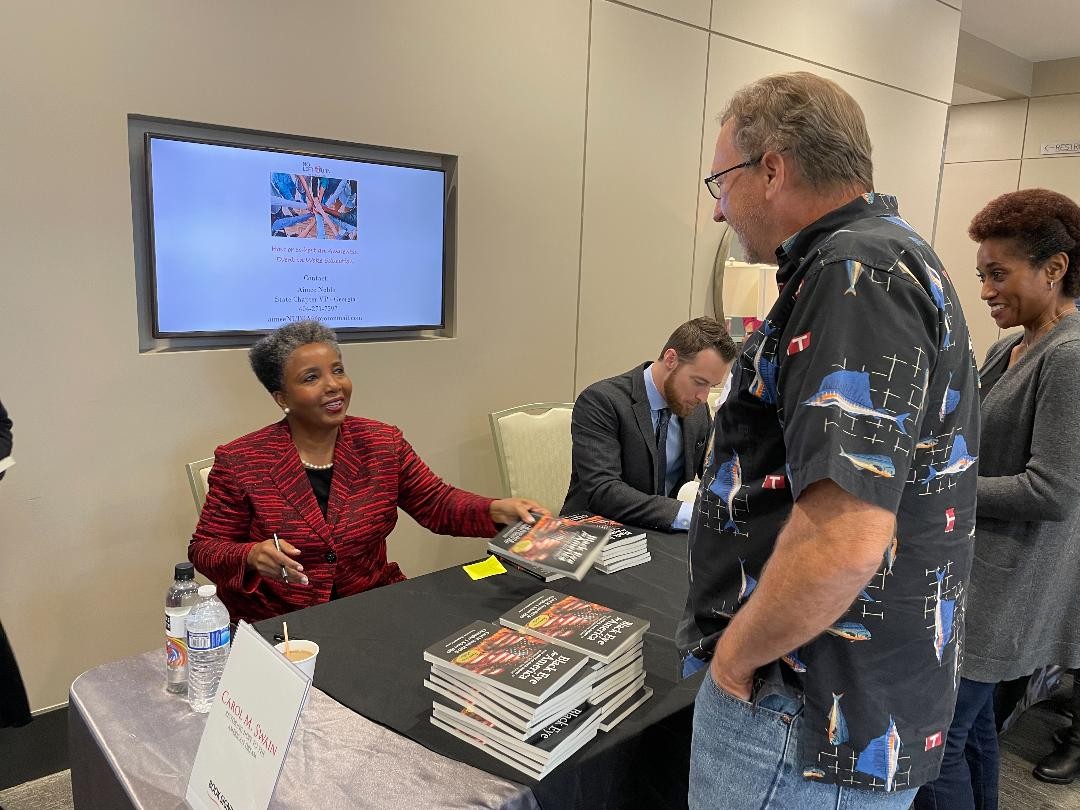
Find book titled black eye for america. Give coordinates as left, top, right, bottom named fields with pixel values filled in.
left=423, top=621, right=590, bottom=704
left=488, top=515, right=610, bottom=581
left=499, top=590, right=650, bottom=664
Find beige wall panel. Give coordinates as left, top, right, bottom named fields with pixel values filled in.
left=933, top=160, right=1022, bottom=360
left=1018, top=156, right=1080, bottom=201
left=945, top=100, right=1028, bottom=163
left=1032, top=57, right=1080, bottom=97
left=613, top=0, right=711, bottom=27
left=0, top=0, right=589, bottom=709
left=691, top=38, right=949, bottom=318
left=575, top=2, right=709, bottom=390
left=709, top=0, right=959, bottom=103
left=1023, top=94, right=1080, bottom=158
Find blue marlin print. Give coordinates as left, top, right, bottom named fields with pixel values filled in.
left=856, top=716, right=902, bottom=791
left=883, top=215, right=928, bottom=246
left=924, top=434, right=977, bottom=482
left=839, top=447, right=896, bottom=479
left=925, top=265, right=953, bottom=349
left=828, top=692, right=850, bottom=746
left=939, top=372, right=960, bottom=422
left=738, top=558, right=757, bottom=601
left=858, top=588, right=876, bottom=603
left=708, top=450, right=742, bottom=532
left=826, top=621, right=872, bottom=641
left=748, top=324, right=779, bottom=404
left=781, top=650, right=807, bottom=673
left=803, top=370, right=910, bottom=436
left=844, top=259, right=865, bottom=296
left=933, top=569, right=956, bottom=664
left=916, top=436, right=939, bottom=450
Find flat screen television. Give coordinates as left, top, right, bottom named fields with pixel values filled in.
left=143, top=132, right=447, bottom=338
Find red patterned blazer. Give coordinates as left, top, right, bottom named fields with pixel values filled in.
left=189, top=416, right=497, bottom=623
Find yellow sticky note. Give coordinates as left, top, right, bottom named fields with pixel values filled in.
left=463, top=555, right=507, bottom=580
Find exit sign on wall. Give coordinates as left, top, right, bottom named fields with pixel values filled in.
left=1041, top=142, right=1080, bottom=156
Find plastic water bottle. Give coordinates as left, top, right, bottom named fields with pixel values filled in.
left=165, top=562, right=200, bottom=694
left=186, top=584, right=232, bottom=713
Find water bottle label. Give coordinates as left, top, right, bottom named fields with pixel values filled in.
left=188, top=626, right=231, bottom=651
left=165, top=612, right=188, bottom=640
left=166, top=636, right=188, bottom=671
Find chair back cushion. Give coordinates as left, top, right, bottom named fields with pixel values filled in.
left=496, top=407, right=573, bottom=512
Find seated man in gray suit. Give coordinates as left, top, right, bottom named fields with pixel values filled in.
left=562, top=317, right=735, bottom=531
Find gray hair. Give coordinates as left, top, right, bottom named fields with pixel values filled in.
left=249, top=320, right=341, bottom=393
left=720, top=72, right=873, bottom=193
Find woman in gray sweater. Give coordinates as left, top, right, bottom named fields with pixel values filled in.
left=916, top=189, right=1080, bottom=808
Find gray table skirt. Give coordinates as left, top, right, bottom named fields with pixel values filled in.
left=69, top=650, right=540, bottom=810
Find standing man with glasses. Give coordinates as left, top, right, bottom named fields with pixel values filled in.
left=679, top=72, right=979, bottom=808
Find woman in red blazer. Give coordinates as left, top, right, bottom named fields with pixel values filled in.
left=189, top=321, right=543, bottom=623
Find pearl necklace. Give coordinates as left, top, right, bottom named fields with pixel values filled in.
left=1020, top=309, right=1074, bottom=351
left=301, top=459, right=334, bottom=471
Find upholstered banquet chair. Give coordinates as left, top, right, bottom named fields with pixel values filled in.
left=185, top=457, right=214, bottom=516
left=489, top=403, right=574, bottom=514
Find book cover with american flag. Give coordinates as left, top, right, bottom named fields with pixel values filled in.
left=423, top=621, right=590, bottom=703
left=499, top=591, right=649, bottom=664
left=487, top=515, right=609, bottom=581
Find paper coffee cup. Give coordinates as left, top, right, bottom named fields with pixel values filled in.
left=275, top=639, right=319, bottom=680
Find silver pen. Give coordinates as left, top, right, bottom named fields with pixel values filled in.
left=273, top=533, right=289, bottom=583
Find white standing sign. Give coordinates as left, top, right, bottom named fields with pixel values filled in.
left=186, top=621, right=310, bottom=810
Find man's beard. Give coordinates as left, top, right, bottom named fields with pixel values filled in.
left=662, top=373, right=696, bottom=419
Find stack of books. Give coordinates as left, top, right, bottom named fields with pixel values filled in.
left=488, top=514, right=611, bottom=582
left=563, top=514, right=650, bottom=574
left=423, top=621, right=602, bottom=779
left=499, top=591, right=652, bottom=734
left=423, top=593, right=654, bottom=779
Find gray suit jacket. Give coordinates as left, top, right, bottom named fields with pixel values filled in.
left=562, top=363, right=710, bottom=530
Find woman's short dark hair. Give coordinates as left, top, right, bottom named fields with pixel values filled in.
left=249, top=320, right=341, bottom=393
left=969, top=188, right=1080, bottom=298
left=660, top=317, right=738, bottom=363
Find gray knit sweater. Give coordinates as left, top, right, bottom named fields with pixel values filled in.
left=963, top=314, right=1080, bottom=682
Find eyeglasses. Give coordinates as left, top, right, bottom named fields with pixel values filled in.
left=704, top=156, right=762, bottom=199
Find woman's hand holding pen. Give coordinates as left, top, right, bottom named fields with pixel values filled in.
left=245, top=537, right=309, bottom=585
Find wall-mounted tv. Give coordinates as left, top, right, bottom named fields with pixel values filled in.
left=131, top=118, right=453, bottom=347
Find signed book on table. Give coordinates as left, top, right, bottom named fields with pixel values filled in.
left=499, top=590, right=650, bottom=664
left=488, top=515, right=610, bottom=581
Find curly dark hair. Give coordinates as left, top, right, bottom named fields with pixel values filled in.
left=249, top=320, right=340, bottom=393
left=968, top=188, right=1080, bottom=298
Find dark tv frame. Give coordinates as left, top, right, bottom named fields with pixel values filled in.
left=128, top=115, right=458, bottom=353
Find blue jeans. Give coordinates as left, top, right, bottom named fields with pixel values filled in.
left=913, top=677, right=998, bottom=810
left=683, top=652, right=709, bottom=679
left=690, top=670, right=918, bottom=809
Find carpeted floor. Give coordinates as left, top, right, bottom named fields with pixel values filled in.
left=0, top=770, right=72, bottom=810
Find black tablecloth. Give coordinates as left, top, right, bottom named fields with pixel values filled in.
left=255, top=532, right=700, bottom=810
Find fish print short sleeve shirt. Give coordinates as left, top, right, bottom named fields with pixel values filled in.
left=680, top=194, right=980, bottom=792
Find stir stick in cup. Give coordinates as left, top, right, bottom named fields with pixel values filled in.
left=283, top=622, right=291, bottom=657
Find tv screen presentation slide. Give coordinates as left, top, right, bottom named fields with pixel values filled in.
left=147, top=136, right=446, bottom=335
